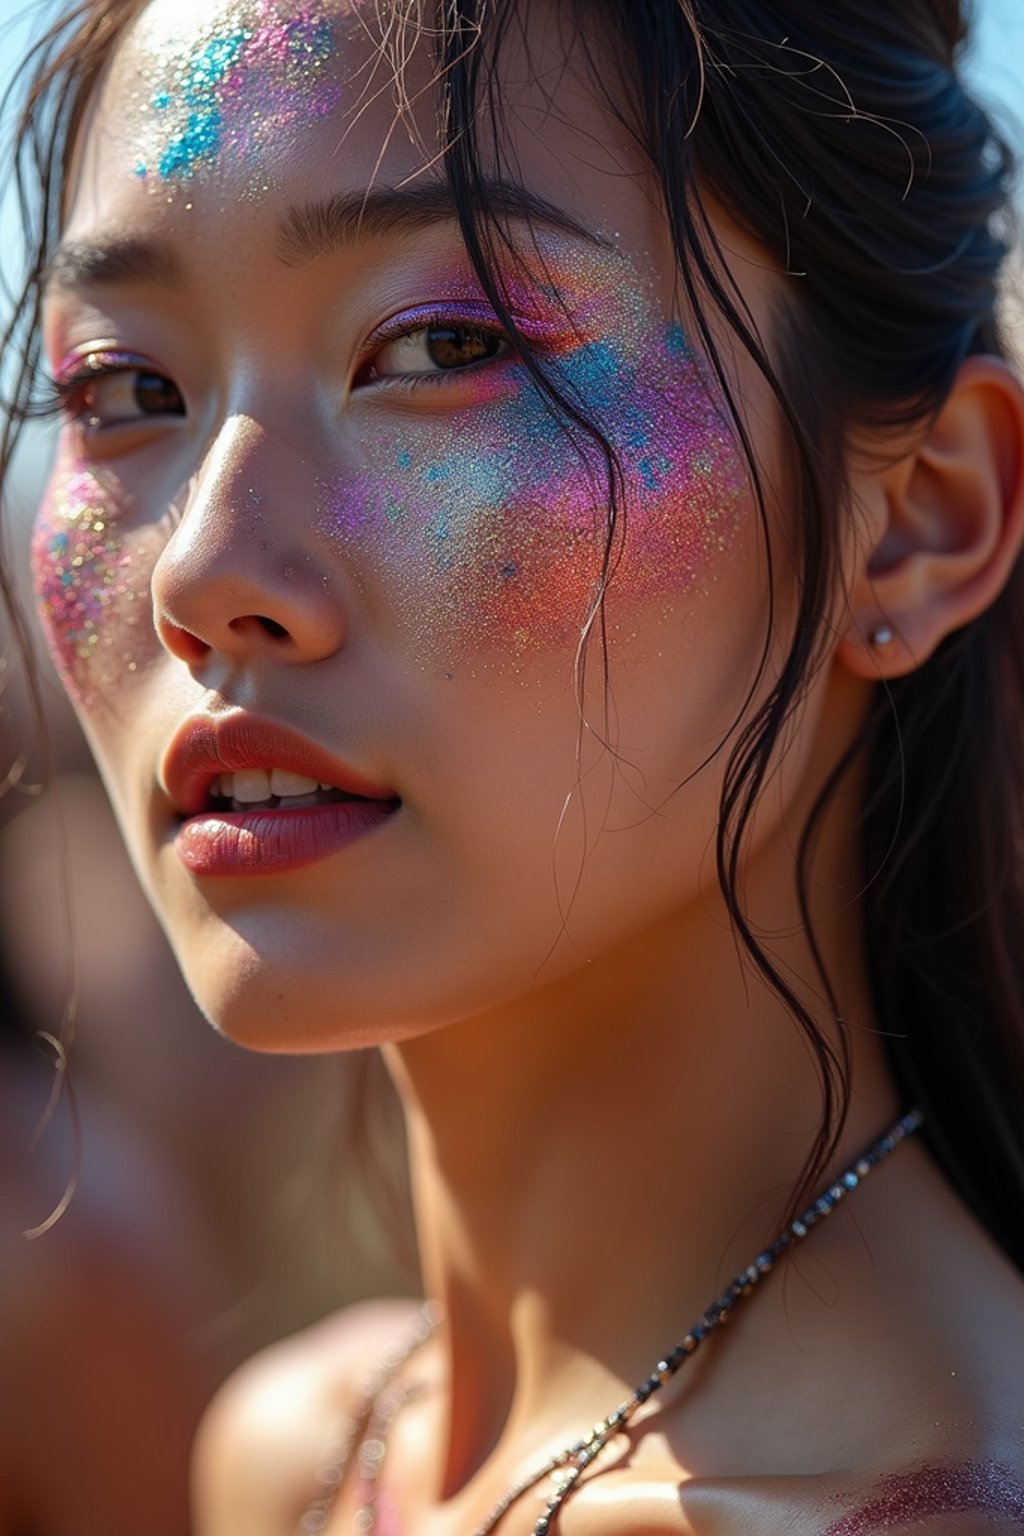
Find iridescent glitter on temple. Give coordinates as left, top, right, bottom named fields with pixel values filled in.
left=131, top=0, right=346, bottom=184
left=31, top=465, right=139, bottom=702
left=825, top=1462, right=1024, bottom=1534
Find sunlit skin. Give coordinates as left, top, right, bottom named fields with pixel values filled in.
left=36, top=0, right=779, bottom=1048
left=35, top=0, right=1024, bottom=1531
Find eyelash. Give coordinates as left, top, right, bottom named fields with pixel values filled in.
left=41, top=307, right=527, bottom=430
left=43, top=378, right=85, bottom=420
left=355, top=306, right=523, bottom=391
left=38, top=352, right=166, bottom=430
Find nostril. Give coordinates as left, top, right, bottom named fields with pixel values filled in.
left=256, top=615, right=289, bottom=639
left=224, top=614, right=291, bottom=640
left=158, top=616, right=210, bottom=666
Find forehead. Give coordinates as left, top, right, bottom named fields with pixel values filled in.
left=66, top=0, right=640, bottom=237
left=129, top=0, right=353, bottom=182
left=75, top=0, right=414, bottom=209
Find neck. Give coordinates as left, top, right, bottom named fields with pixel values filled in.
left=383, top=672, right=900, bottom=1494
left=385, top=857, right=898, bottom=1493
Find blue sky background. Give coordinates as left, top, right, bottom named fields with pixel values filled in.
left=970, top=0, right=1024, bottom=124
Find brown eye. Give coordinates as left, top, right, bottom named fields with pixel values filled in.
left=363, top=322, right=511, bottom=382
left=76, top=368, right=186, bottom=429
left=132, top=371, right=185, bottom=415
left=425, top=326, right=505, bottom=370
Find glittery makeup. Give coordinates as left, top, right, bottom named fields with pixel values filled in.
left=31, top=462, right=142, bottom=703
left=317, top=241, right=748, bottom=666
left=129, top=0, right=352, bottom=188
left=825, top=1462, right=1024, bottom=1534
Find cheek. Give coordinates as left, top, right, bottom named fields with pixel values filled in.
left=319, top=344, right=750, bottom=668
left=31, top=459, right=151, bottom=705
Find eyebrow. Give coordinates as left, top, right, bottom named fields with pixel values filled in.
left=45, top=237, right=181, bottom=293
left=44, top=179, right=610, bottom=294
left=276, top=180, right=610, bottom=265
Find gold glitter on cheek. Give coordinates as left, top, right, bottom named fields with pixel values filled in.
left=31, top=461, right=147, bottom=706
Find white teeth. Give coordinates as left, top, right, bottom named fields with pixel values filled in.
left=233, top=768, right=273, bottom=803
left=320, top=781, right=334, bottom=791
left=211, top=768, right=332, bottom=805
left=270, top=768, right=320, bottom=798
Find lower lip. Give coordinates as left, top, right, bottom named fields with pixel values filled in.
left=174, top=801, right=399, bottom=877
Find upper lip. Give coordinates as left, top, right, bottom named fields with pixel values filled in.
left=161, top=713, right=399, bottom=817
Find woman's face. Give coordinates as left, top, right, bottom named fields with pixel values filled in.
left=35, top=0, right=796, bottom=1047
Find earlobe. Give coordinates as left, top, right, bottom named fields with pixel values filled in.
left=837, top=355, right=1024, bottom=680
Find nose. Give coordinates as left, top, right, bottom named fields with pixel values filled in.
left=152, top=415, right=347, bottom=669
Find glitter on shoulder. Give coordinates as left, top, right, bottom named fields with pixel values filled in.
left=824, top=1462, right=1024, bottom=1535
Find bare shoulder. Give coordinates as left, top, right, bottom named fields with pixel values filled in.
left=191, top=1296, right=422, bottom=1536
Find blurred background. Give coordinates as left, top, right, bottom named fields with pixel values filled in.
left=0, top=5, right=412, bottom=1530
left=0, top=3, right=1021, bottom=1532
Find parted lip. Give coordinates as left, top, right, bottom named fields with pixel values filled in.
left=161, top=714, right=399, bottom=817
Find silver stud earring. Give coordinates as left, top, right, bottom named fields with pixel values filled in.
left=870, top=625, right=895, bottom=650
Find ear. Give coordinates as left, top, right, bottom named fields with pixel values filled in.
left=837, top=355, right=1024, bottom=680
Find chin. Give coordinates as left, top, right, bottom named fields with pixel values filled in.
left=159, top=901, right=475, bottom=1054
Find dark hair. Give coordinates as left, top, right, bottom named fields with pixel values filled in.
left=2, top=0, right=1023, bottom=1266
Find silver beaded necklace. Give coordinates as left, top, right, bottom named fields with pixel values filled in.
left=300, top=1109, right=923, bottom=1536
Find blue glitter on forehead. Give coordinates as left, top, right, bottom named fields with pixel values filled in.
left=133, top=5, right=344, bottom=186
left=159, top=109, right=224, bottom=178
left=142, top=28, right=251, bottom=179
left=288, top=14, right=334, bottom=60
left=186, top=32, right=249, bottom=90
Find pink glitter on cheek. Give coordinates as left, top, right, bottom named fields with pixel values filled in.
left=31, top=462, right=146, bottom=705
left=318, top=289, right=748, bottom=669
left=825, top=1462, right=1024, bottom=1534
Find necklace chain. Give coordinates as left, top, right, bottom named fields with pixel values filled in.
left=300, top=1109, right=923, bottom=1536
